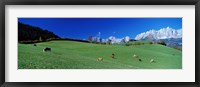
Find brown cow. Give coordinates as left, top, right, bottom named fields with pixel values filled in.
left=97, top=58, right=103, bottom=61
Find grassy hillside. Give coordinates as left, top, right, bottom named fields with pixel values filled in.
left=18, top=40, right=182, bottom=69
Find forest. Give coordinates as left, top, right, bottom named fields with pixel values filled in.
left=18, top=22, right=60, bottom=43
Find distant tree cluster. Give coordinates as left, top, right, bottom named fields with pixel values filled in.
left=134, top=42, right=144, bottom=45
left=157, top=40, right=167, bottom=46
left=124, top=41, right=156, bottom=46
left=125, top=43, right=132, bottom=46
left=18, top=22, right=60, bottom=43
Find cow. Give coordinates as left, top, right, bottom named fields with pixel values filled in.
left=150, top=59, right=155, bottom=63
left=110, top=53, right=115, bottom=58
left=97, top=58, right=103, bottom=61
left=33, top=43, right=37, bottom=46
left=132, top=54, right=141, bottom=62
left=43, top=47, right=51, bottom=52
left=132, top=54, right=138, bottom=58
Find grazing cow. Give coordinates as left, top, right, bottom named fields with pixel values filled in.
left=138, top=58, right=142, bottom=61
left=132, top=54, right=141, bottom=61
left=150, top=59, right=155, bottom=63
left=33, top=43, right=37, bottom=46
left=43, top=47, right=51, bottom=52
left=132, top=54, right=138, bottom=58
left=110, top=53, right=115, bottom=58
left=97, top=58, right=103, bottom=61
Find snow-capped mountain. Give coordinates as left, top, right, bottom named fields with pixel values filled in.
left=135, top=27, right=182, bottom=40
left=91, top=35, right=130, bottom=44
left=124, top=36, right=130, bottom=43
left=134, top=27, right=182, bottom=49
left=90, top=32, right=131, bottom=44
left=108, top=36, right=122, bottom=44
left=107, top=36, right=130, bottom=44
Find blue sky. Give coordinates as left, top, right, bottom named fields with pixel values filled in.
left=18, top=18, right=182, bottom=40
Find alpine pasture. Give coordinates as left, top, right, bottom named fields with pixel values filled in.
left=18, top=40, right=182, bottom=69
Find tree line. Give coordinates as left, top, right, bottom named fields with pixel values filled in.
left=18, top=22, right=60, bottom=43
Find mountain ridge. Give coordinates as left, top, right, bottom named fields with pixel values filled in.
left=135, top=27, right=182, bottom=41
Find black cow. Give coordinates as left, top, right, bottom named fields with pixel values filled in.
left=43, top=47, right=51, bottom=52
left=33, top=43, right=37, bottom=46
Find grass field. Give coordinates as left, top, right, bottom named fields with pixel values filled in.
left=18, top=40, right=182, bottom=69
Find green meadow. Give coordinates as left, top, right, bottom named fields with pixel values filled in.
left=18, top=40, right=182, bottom=69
